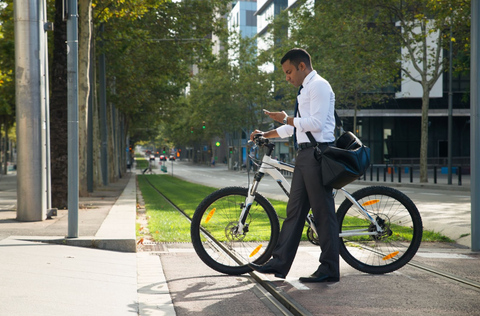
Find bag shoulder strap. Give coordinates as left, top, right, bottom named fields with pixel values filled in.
left=334, top=111, right=342, bottom=128
left=302, top=110, right=342, bottom=146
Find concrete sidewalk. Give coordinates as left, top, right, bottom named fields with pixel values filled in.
left=0, top=172, right=175, bottom=316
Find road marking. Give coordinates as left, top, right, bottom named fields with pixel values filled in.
left=286, top=277, right=310, bottom=290
left=416, top=252, right=475, bottom=259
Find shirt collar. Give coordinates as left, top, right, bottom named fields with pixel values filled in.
left=302, top=70, right=317, bottom=87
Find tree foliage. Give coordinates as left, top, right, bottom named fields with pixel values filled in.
left=263, top=0, right=469, bottom=181
left=264, top=0, right=399, bottom=133
left=363, top=0, right=471, bottom=182
left=178, top=31, right=276, bottom=149
left=96, top=0, right=230, bottom=146
left=0, top=0, right=15, bottom=117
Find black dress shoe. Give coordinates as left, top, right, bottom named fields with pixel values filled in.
left=248, top=263, right=286, bottom=279
left=299, top=272, right=339, bottom=283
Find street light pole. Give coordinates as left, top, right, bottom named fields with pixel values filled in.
left=471, top=0, right=480, bottom=251
left=14, top=0, right=48, bottom=221
left=67, top=0, right=79, bottom=238
left=447, top=24, right=453, bottom=185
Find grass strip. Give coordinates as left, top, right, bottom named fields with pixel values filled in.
left=135, top=157, right=149, bottom=170
left=137, top=174, right=452, bottom=244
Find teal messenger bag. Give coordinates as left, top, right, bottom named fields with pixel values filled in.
left=309, top=112, right=371, bottom=189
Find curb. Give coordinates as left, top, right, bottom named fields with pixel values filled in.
left=9, top=174, right=137, bottom=252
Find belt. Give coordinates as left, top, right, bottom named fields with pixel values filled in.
left=298, top=142, right=334, bottom=150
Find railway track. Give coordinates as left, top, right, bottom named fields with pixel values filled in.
left=142, top=175, right=480, bottom=316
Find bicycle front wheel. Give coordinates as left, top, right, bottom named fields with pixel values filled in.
left=191, top=187, right=280, bottom=275
left=337, top=186, right=422, bottom=274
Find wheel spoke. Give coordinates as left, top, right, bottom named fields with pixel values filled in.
left=337, top=186, right=422, bottom=274
left=191, top=187, right=279, bottom=275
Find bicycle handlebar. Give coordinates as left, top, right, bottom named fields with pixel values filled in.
left=250, top=134, right=275, bottom=157
left=251, top=134, right=269, bottom=147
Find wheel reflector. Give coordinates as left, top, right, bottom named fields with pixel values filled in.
left=205, top=208, right=216, bottom=223
left=382, top=251, right=399, bottom=260
left=362, top=199, right=380, bottom=207
left=249, top=244, right=263, bottom=257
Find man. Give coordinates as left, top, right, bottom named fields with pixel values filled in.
left=249, top=48, right=339, bottom=283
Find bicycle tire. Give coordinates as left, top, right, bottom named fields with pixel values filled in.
left=191, top=186, right=280, bottom=275
left=336, top=186, right=422, bottom=274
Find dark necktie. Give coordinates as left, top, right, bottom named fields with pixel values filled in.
left=293, top=85, right=303, bottom=150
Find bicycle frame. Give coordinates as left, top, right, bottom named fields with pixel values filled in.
left=236, top=139, right=383, bottom=238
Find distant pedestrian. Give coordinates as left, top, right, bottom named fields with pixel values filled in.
left=211, top=157, right=216, bottom=167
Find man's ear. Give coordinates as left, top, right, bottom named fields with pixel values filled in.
left=299, top=61, right=306, bottom=71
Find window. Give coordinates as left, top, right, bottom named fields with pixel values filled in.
left=246, top=10, right=257, bottom=27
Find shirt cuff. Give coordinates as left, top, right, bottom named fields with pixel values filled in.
left=276, top=124, right=293, bottom=138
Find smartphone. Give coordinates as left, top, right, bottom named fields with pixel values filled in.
left=263, top=109, right=270, bottom=114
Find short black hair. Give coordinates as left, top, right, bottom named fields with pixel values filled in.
left=280, top=48, right=312, bottom=69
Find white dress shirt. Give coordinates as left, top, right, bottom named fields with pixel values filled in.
left=276, top=70, right=336, bottom=144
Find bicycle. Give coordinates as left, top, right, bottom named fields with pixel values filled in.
left=191, top=135, right=423, bottom=276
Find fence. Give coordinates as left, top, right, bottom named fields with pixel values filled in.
left=361, top=163, right=468, bottom=186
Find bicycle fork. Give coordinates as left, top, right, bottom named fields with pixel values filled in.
left=339, top=188, right=384, bottom=237
left=233, top=174, right=264, bottom=236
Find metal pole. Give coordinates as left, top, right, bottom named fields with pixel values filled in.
left=41, top=0, right=52, bottom=211
left=14, top=0, right=47, bottom=221
left=99, top=24, right=109, bottom=185
left=471, top=0, right=480, bottom=251
left=448, top=24, right=453, bottom=185
left=67, top=0, right=79, bottom=237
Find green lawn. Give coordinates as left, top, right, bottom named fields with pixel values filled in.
left=135, top=156, right=149, bottom=170
left=137, top=174, right=453, bottom=244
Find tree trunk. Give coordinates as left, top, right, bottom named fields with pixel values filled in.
left=107, top=102, right=117, bottom=183
left=89, top=32, right=102, bottom=189
left=50, top=0, right=68, bottom=209
left=419, top=87, right=430, bottom=183
left=3, top=117, right=8, bottom=175
left=78, top=0, right=92, bottom=197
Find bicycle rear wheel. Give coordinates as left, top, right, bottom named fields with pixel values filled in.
left=191, top=187, right=280, bottom=275
left=336, top=186, right=422, bottom=274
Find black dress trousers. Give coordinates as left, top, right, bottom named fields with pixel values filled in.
left=269, top=144, right=339, bottom=278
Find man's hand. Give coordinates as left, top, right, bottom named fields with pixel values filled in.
left=264, top=110, right=288, bottom=124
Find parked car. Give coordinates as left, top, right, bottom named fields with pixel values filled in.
left=159, top=155, right=167, bottom=161
left=169, top=155, right=176, bottom=161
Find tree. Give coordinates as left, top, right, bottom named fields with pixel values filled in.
left=50, top=0, right=69, bottom=208
left=0, top=0, right=15, bottom=175
left=182, top=30, right=276, bottom=162
left=265, top=0, right=399, bottom=133
left=78, top=0, right=92, bottom=196
left=265, top=0, right=470, bottom=182
left=97, top=0, right=229, bottom=149
left=365, top=0, right=471, bottom=182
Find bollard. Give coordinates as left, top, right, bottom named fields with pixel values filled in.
left=377, top=167, right=379, bottom=181
left=398, top=166, right=401, bottom=183
left=434, top=166, right=437, bottom=184
left=458, top=166, right=462, bottom=185
left=370, top=165, right=373, bottom=181
left=410, top=165, right=413, bottom=183
left=384, top=166, right=387, bottom=182
left=391, top=167, right=394, bottom=182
